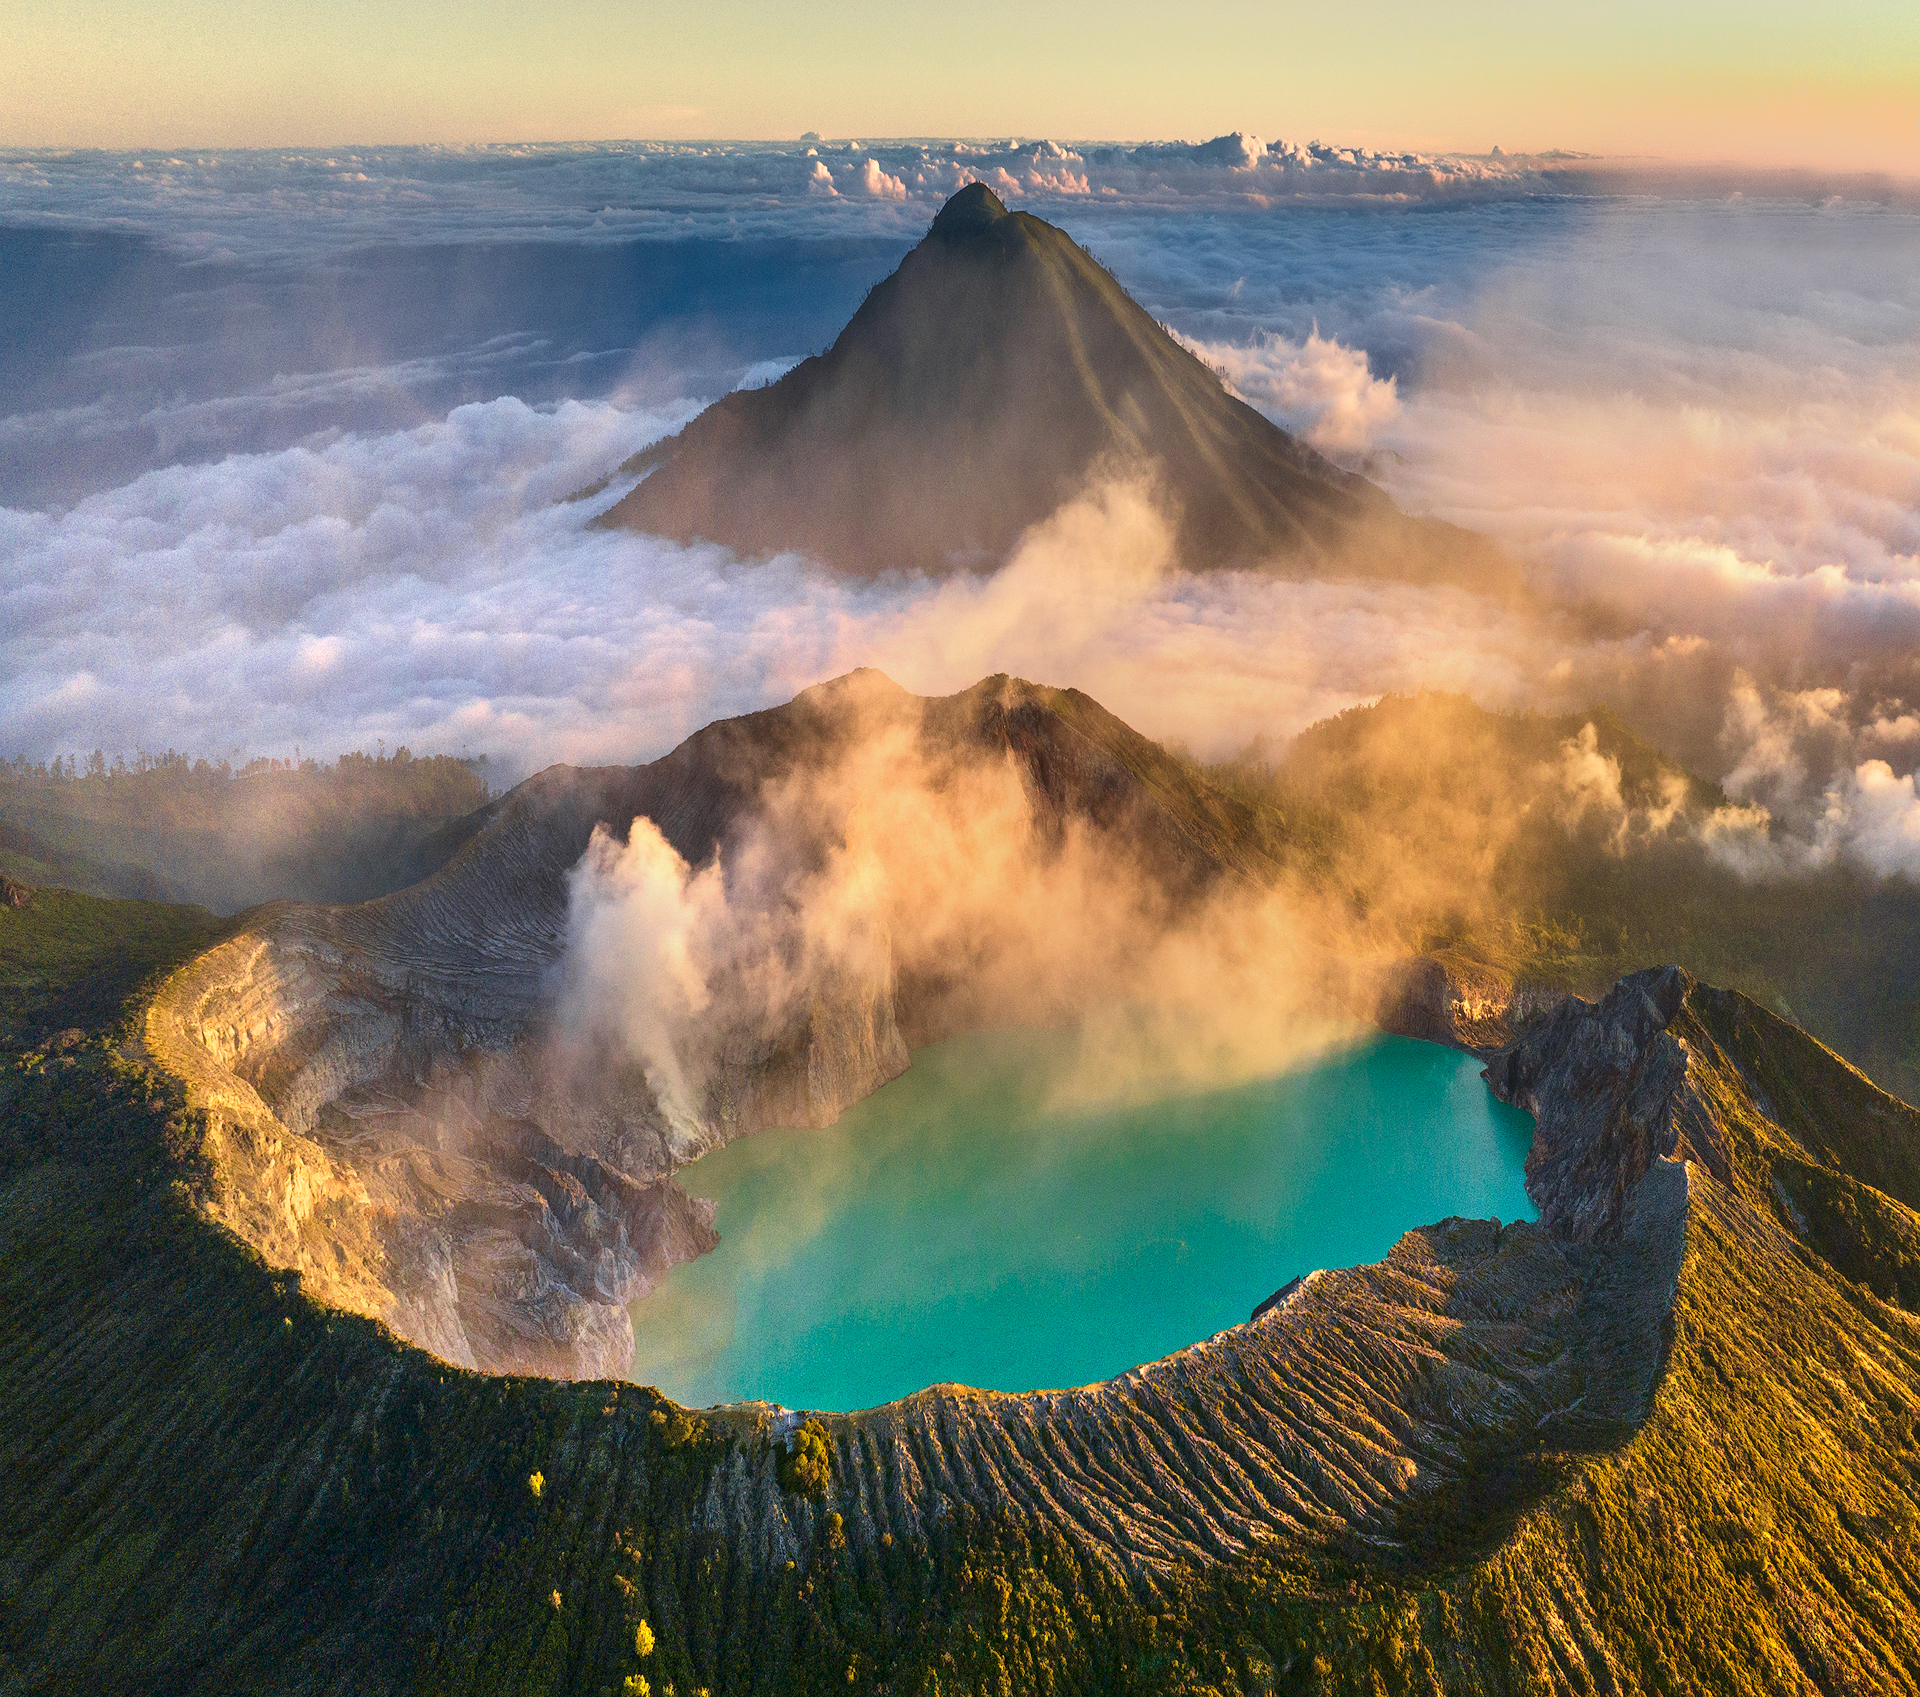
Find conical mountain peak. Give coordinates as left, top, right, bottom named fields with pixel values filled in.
left=597, top=195, right=1513, bottom=591
left=928, top=181, right=1010, bottom=239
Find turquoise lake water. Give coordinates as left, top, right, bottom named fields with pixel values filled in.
left=628, top=1027, right=1536, bottom=1412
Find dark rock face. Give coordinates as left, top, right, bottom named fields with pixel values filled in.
left=1485, top=965, right=1733, bottom=1241
left=1371, top=953, right=1562, bottom=1051
left=598, top=186, right=1516, bottom=591
left=1249, top=1273, right=1303, bottom=1321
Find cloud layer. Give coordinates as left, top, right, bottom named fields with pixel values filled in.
left=4, top=156, right=1917, bottom=881
left=10, top=140, right=1911, bottom=259
left=0, top=139, right=1622, bottom=257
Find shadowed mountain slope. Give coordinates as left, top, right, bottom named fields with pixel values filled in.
left=598, top=184, right=1514, bottom=588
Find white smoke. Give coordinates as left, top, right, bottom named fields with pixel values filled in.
left=562, top=820, right=727, bottom=1129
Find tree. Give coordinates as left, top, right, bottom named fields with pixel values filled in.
left=776, top=1420, right=833, bottom=1502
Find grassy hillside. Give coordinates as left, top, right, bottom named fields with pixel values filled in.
left=7, top=879, right=1920, bottom=1691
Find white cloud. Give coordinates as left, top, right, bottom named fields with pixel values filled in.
left=0, top=402, right=1560, bottom=779
left=4, top=147, right=1918, bottom=899
left=1827, top=760, right=1920, bottom=877
left=857, top=159, right=907, bottom=200
left=1188, top=328, right=1401, bottom=456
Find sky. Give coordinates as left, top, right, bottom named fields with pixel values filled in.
left=3, top=0, right=1917, bottom=170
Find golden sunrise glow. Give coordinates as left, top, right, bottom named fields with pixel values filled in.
left=2, top=0, right=1915, bottom=170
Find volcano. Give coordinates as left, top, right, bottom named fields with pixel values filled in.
left=597, top=183, right=1514, bottom=587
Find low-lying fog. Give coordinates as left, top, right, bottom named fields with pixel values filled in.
left=4, top=142, right=1917, bottom=877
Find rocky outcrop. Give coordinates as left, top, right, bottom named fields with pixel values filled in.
left=1371, top=952, right=1572, bottom=1052
left=1484, top=964, right=1733, bottom=1242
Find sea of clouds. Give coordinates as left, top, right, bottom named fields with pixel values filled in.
left=2, top=140, right=1917, bottom=875
left=0, top=137, right=1612, bottom=257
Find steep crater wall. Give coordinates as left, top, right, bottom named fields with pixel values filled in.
left=142, top=676, right=1740, bottom=1587
left=147, top=671, right=1265, bottom=1378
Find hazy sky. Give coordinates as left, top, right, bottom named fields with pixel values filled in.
left=4, top=0, right=1916, bottom=167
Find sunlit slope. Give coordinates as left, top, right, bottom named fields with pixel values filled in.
left=8, top=890, right=1920, bottom=1692
left=598, top=184, right=1513, bottom=589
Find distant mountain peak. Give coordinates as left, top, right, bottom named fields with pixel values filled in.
left=595, top=190, right=1515, bottom=592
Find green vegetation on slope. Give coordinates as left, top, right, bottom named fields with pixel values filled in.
left=0, top=884, right=224, bottom=1045
left=1203, top=692, right=1920, bottom=1102
left=7, top=886, right=1920, bottom=1691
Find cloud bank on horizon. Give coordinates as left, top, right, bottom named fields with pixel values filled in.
left=9, top=137, right=1910, bottom=258
left=2, top=145, right=1917, bottom=878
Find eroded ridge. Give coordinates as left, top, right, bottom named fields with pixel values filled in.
left=693, top=970, right=1709, bottom=1579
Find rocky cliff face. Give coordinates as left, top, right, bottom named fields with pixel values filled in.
left=1485, top=965, right=1734, bottom=1241
left=147, top=670, right=1292, bottom=1379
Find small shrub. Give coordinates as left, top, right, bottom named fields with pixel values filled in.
left=649, top=1406, right=704, bottom=1450
left=776, top=1419, right=832, bottom=1502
